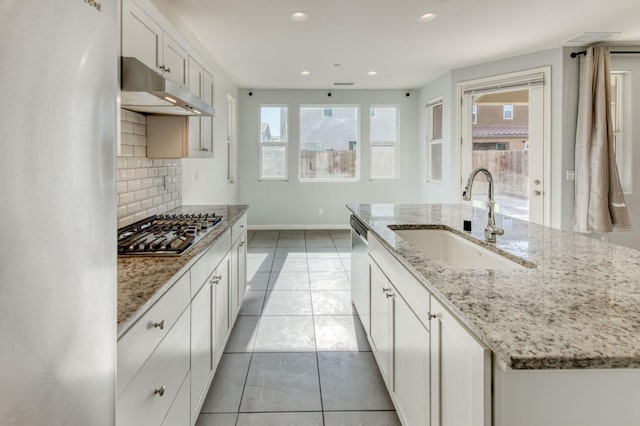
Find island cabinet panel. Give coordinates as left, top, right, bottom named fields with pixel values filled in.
left=493, top=364, right=640, bottom=426
left=394, top=294, right=430, bottom=426
left=162, top=372, right=191, bottom=426
left=430, top=296, right=491, bottom=426
left=369, top=260, right=394, bottom=388
left=231, top=229, right=247, bottom=321
left=368, top=255, right=431, bottom=426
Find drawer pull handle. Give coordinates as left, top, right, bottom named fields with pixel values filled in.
left=382, top=287, right=391, bottom=293
left=154, top=385, right=166, bottom=397
left=429, top=313, right=437, bottom=319
left=152, top=320, right=165, bottom=330
left=240, top=224, right=245, bottom=228
left=239, top=241, right=245, bottom=247
left=210, top=275, right=222, bottom=284
left=385, top=292, right=395, bottom=299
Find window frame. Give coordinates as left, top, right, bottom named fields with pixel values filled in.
left=259, top=104, right=289, bottom=181
left=427, top=97, right=444, bottom=183
left=298, top=104, right=361, bottom=182
left=610, top=71, right=632, bottom=194
left=226, top=94, right=236, bottom=183
left=503, top=104, right=514, bottom=120
left=369, top=105, right=400, bottom=181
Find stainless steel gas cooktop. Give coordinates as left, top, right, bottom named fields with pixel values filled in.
left=117, top=213, right=223, bottom=256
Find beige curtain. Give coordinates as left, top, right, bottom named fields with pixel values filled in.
left=574, top=46, right=632, bottom=233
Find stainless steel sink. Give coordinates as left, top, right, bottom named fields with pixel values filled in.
left=391, top=228, right=525, bottom=270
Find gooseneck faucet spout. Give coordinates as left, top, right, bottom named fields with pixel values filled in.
left=462, top=167, right=504, bottom=243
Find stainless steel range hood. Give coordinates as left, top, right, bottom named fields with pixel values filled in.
left=120, top=57, right=214, bottom=116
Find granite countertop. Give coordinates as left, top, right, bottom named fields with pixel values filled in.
left=117, top=204, right=249, bottom=337
left=348, top=203, right=640, bottom=370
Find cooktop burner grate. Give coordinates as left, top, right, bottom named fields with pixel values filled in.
left=117, top=213, right=223, bottom=256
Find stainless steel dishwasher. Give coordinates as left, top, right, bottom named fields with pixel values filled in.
left=350, top=215, right=370, bottom=335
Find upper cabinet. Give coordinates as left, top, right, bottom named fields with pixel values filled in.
left=122, top=0, right=188, bottom=89
left=121, top=0, right=217, bottom=158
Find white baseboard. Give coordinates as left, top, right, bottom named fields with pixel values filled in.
left=248, top=224, right=351, bottom=231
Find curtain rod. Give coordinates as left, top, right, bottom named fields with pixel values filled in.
left=570, top=50, right=640, bottom=58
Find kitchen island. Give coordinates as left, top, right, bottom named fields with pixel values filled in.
left=348, top=203, right=640, bottom=426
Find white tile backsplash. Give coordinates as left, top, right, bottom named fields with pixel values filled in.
left=117, top=109, right=182, bottom=228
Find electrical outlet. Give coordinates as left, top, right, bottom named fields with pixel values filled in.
left=319, top=208, right=324, bottom=215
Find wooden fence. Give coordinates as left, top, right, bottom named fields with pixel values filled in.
left=300, top=150, right=356, bottom=179
left=471, top=150, right=529, bottom=197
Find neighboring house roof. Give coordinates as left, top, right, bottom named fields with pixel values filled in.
left=472, top=126, right=528, bottom=138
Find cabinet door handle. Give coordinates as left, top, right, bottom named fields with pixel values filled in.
left=165, top=67, right=171, bottom=73
left=239, top=241, right=245, bottom=247
left=154, top=385, right=166, bottom=397
left=382, top=287, right=391, bottom=293
left=152, top=320, right=165, bottom=330
left=210, top=275, right=222, bottom=284
left=429, top=313, right=438, bottom=319
left=385, top=292, right=395, bottom=299
left=240, top=224, right=245, bottom=228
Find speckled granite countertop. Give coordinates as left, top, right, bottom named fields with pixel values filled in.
left=348, top=203, right=640, bottom=370
left=117, top=205, right=248, bottom=338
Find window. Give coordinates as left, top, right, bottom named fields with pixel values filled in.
left=611, top=72, right=631, bottom=193
left=472, top=104, right=478, bottom=124
left=370, top=106, right=399, bottom=180
left=227, top=94, right=236, bottom=183
left=427, top=99, right=443, bottom=182
left=503, top=104, right=514, bottom=120
left=299, top=106, right=359, bottom=181
left=259, top=106, right=288, bottom=180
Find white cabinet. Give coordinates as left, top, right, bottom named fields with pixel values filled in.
left=213, top=253, right=231, bottom=364
left=117, top=307, right=191, bottom=426
left=368, top=258, right=430, bottom=426
left=122, top=0, right=188, bottom=89
left=369, top=260, right=394, bottom=387
left=188, top=64, right=215, bottom=157
left=231, top=231, right=247, bottom=321
left=122, top=0, right=162, bottom=73
left=394, top=293, right=430, bottom=426
left=190, top=280, right=213, bottom=421
left=430, top=296, right=491, bottom=426
left=162, top=33, right=188, bottom=88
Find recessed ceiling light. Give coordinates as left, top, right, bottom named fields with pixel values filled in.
left=290, top=11, right=308, bottom=21
left=368, top=71, right=377, bottom=76
left=417, top=12, right=436, bottom=23
left=301, top=70, right=310, bottom=76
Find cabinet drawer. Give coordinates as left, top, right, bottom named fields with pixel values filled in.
left=162, top=371, right=191, bottom=426
left=190, top=230, right=231, bottom=297
left=117, top=307, right=191, bottom=426
left=231, top=213, right=247, bottom=243
left=369, top=234, right=431, bottom=330
left=118, top=271, right=190, bottom=397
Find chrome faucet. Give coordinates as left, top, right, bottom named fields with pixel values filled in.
left=462, top=167, right=504, bottom=243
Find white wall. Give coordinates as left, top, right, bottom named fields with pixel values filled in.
left=237, top=89, right=420, bottom=227
left=418, top=47, right=580, bottom=230
left=150, top=0, right=240, bottom=205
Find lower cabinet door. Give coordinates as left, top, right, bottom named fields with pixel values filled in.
left=213, top=254, right=231, bottom=363
left=430, top=296, right=491, bottom=426
left=117, top=307, right=190, bottom=426
left=162, top=372, right=191, bottom=426
left=369, top=260, right=393, bottom=387
left=394, top=294, right=430, bottom=426
left=190, top=282, right=213, bottom=419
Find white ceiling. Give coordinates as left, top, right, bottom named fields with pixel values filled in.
left=158, top=0, right=640, bottom=89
